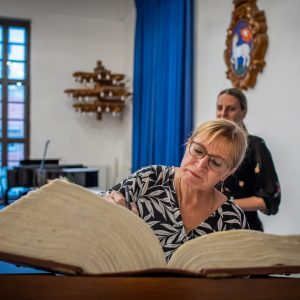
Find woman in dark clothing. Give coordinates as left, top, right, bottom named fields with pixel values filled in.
left=216, top=88, right=281, bottom=231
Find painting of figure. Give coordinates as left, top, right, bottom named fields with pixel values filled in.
left=230, top=21, right=253, bottom=77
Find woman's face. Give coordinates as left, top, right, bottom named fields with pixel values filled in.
left=216, top=94, right=246, bottom=126
left=180, top=138, right=233, bottom=191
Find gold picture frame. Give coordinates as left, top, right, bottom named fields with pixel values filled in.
left=224, top=0, right=268, bottom=90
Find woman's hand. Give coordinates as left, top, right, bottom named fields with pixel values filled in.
left=104, top=191, right=139, bottom=216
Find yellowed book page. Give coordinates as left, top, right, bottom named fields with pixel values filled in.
left=0, top=179, right=166, bottom=274
left=167, top=230, right=300, bottom=272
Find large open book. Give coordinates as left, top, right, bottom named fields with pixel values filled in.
left=0, top=179, right=300, bottom=277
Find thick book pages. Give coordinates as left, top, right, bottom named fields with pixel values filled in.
left=168, top=230, right=300, bottom=277
left=0, top=179, right=166, bottom=274
left=0, top=179, right=300, bottom=277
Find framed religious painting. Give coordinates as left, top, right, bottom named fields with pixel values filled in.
left=224, top=0, right=268, bottom=90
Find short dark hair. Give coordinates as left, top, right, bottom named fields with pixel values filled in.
left=218, top=88, right=247, bottom=111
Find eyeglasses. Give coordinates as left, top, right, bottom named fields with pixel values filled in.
left=188, top=140, right=231, bottom=172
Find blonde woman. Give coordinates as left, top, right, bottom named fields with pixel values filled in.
left=103, top=119, right=249, bottom=261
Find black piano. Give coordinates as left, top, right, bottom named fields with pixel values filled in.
left=4, top=159, right=99, bottom=206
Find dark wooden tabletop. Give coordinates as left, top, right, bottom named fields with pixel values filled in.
left=0, top=274, right=300, bottom=300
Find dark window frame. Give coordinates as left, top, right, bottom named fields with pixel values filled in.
left=0, top=17, right=30, bottom=167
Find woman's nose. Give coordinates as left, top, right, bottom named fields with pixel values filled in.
left=217, top=109, right=227, bottom=118
left=195, top=155, right=209, bottom=169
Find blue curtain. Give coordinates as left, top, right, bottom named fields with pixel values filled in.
left=132, top=0, right=194, bottom=172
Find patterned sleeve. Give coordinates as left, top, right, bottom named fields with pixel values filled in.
left=103, top=165, right=159, bottom=207
left=251, top=138, right=281, bottom=215
left=232, top=202, right=250, bottom=229
left=220, top=199, right=250, bottom=230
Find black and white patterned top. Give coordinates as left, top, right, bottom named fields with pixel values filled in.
left=106, top=165, right=249, bottom=261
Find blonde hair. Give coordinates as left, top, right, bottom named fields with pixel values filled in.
left=189, top=119, right=248, bottom=169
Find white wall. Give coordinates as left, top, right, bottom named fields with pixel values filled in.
left=195, top=0, right=300, bottom=234
left=1, top=0, right=135, bottom=189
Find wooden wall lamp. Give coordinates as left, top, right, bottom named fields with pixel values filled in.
left=64, top=61, right=132, bottom=120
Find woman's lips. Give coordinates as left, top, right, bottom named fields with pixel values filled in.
left=186, top=168, right=202, bottom=179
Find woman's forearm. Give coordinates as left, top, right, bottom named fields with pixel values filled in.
left=234, top=196, right=267, bottom=212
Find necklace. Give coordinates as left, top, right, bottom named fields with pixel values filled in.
left=176, top=175, right=217, bottom=232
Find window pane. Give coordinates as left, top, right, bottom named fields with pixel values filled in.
left=8, top=44, right=25, bottom=61
left=8, top=120, right=24, bottom=138
left=0, top=85, right=2, bottom=134
left=8, top=27, right=25, bottom=44
left=0, top=85, right=2, bottom=136
left=7, top=61, right=25, bottom=80
left=8, top=103, right=24, bottom=119
left=8, top=84, right=25, bottom=102
left=0, top=26, right=2, bottom=80
left=8, top=161, right=21, bottom=167
left=8, top=143, right=24, bottom=165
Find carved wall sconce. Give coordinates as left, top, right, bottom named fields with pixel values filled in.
left=224, top=0, right=268, bottom=90
left=64, top=61, right=132, bottom=120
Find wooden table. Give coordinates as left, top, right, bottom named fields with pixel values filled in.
left=0, top=274, right=300, bottom=300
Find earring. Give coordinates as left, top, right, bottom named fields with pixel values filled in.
left=220, top=181, right=224, bottom=193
